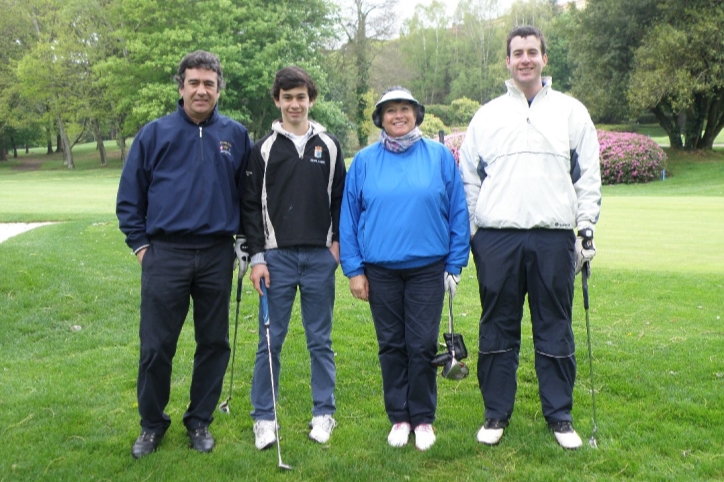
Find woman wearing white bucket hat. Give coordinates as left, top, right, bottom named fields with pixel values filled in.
left=340, top=87, right=470, bottom=451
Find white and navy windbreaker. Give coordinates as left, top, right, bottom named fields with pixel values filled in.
left=241, top=120, right=346, bottom=258
left=459, top=77, right=601, bottom=236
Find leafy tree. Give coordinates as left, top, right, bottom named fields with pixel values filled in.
left=0, top=0, right=45, bottom=159
left=447, top=0, right=508, bottom=104
left=543, top=7, right=576, bottom=93
left=400, top=1, right=453, bottom=105
left=573, top=0, right=724, bottom=150
left=627, top=2, right=724, bottom=149
left=570, top=0, right=660, bottom=123
left=336, top=0, right=399, bottom=148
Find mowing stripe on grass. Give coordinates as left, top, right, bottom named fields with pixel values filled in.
left=595, top=196, right=724, bottom=273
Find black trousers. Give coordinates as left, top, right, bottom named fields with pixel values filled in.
left=471, top=228, right=576, bottom=424
left=137, top=238, right=233, bottom=434
left=366, top=260, right=445, bottom=427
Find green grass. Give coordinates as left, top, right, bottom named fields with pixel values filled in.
left=1, top=144, right=723, bottom=481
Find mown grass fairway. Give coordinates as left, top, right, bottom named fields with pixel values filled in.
left=0, top=145, right=722, bottom=481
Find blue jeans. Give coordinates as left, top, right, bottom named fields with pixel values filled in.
left=250, top=247, right=338, bottom=420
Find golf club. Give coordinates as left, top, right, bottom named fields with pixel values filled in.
left=582, top=261, right=599, bottom=448
left=260, top=282, right=293, bottom=470
left=441, top=293, right=469, bottom=380
left=219, top=265, right=243, bottom=414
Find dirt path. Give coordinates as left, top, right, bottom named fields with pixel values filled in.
left=0, top=223, right=55, bottom=243
left=12, top=158, right=45, bottom=171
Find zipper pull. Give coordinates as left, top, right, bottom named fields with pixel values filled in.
left=199, top=127, right=203, bottom=138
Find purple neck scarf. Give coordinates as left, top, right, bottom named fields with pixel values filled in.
left=380, top=127, right=423, bottom=153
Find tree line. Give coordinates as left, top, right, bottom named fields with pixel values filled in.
left=1, top=0, right=722, bottom=167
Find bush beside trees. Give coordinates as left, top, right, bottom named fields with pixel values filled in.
left=598, top=130, right=667, bottom=184
left=420, top=113, right=450, bottom=139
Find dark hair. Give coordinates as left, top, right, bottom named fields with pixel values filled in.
left=506, top=26, right=546, bottom=57
left=270, top=66, right=318, bottom=101
left=174, top=50, right=225, bottom=90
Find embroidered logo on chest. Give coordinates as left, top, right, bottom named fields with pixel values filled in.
left=219, top=141, right=233, bottom=157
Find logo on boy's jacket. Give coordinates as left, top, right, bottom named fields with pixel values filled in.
left=219, top=141, right=233, bottom=157
left=314, top=146, right=323, bottom=159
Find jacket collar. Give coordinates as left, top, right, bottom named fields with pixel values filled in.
left=505, top=76, right=553, bottom=103
left=271, top=119, right=326, bottom=139
left=176, top=99, right=219, bottom=126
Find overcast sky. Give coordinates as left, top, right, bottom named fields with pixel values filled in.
left=395, top=0, right=518, bottom=25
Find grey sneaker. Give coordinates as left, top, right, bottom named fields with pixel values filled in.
left=253, top=420, right=277, bottom=450
left=309, top=414, right=337, bottom=444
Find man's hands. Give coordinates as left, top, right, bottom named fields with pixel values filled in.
left=250, top=264, right=269, bottom=295
left=575, top=228, right=596, bottom=275
left=234, top=237, right=250, bottom=278
left=135, top=247, right=147, bottom=266
left=444, top=272, right=461, bottom=299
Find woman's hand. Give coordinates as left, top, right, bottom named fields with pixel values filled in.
left=349, top=274, right=369, bottom=302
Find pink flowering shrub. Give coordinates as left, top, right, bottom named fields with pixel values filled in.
left=598, top=130, right=667, bottom=185
left=443, top=131, right=466, bottom=165
left=443, top=129, right=667, bottom=184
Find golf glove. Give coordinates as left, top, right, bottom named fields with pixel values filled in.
left=234, top=236, right=250, bottom=278
left=444, top=272, right=460, bottom=299
left=575, top=228, right=596, bottom=275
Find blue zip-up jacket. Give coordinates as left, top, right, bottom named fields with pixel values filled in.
left=116, top=101, right=253, bottom=252
left=340, top=137, right=470, bottom=278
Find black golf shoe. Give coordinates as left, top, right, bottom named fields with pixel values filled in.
left=131, top=431, right=163, bottom=459
left=188, top=427, right=215, bottom=453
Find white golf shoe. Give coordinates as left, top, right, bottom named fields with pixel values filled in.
left=550, top=421, right=583, bottom=450
left=414, top=424, right=436, bottom=451
left=253, top=420, right=277, bottom=450
left=387, top=422, right=411, bottom=447
left=309, top=414, right=337, bottom=444
left=476, top=419, right=507, bottom=445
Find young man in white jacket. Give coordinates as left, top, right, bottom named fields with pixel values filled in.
left=458, top=26, right=601, bottom=450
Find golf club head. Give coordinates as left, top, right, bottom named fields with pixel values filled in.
left=278, top=462, right=293, bottom=470
left=589, top=436, right=598, bottom=448
left=441, top=357, right=469, bottom=380
left=218, top=399, right=230, bottom=414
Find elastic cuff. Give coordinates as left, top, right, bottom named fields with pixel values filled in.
left=250, top=252, right=266, bottom=266
left=133, top=244, right=149, bottom=255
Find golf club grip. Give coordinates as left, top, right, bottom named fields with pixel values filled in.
left=236, top=274, right=243, bottom=302
left=260, top=282, right=270, bottom=326
left=581, top=264, right=590, bottom=310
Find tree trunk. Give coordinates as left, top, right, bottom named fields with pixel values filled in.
left=57, top=116, right=75, bottom=169
left=56, top=132, right=62, bottom=153
left=700, top=90, right=724, bottom=150
left=0, top=149, right=7, bottom=161
left=92, top=119, right=107, bottom=167
left=354, top=3, right=369, bottom=148
left=11, top=135, right=17, bottom=158
left=46, top=127, right=53, bottom=154
left=118, top=135, right=127, bottom=164
left=651, top=105, right=683, bottom=149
